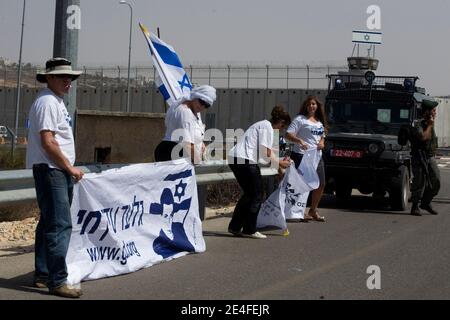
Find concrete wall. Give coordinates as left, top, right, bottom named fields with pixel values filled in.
left=205, top=88, right=327, bottom=133
left=435, top=97, right=450, bottom=147
left=0, top=85, right=326, bottom=136
left=75, top=110, right=165, bottom=164
left=2, top=85, right=449, bottom=147
left=0, top=87, right=39, bottom=137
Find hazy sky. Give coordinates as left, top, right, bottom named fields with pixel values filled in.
left=0, top=0, right=449, bottom=95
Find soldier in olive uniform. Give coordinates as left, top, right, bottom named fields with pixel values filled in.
left=409, top=98, right=440, bottom=216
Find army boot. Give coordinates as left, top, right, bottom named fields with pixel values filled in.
left=419, top=203, right=439, bottom=215
left=410, top=203, right=422, bottom=216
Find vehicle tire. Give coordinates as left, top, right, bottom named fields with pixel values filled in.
left=389, top=165, right=410, bottom=211
left=335, top=182, right=352, bottom=202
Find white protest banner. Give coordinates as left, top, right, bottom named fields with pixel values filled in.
left=66, top=159, right=205, bottom=285
left=257, top=149, right=321, bottom=230
left=298, top=149, right=321, bottom=189
left=285, top=148, right=321, bottom=219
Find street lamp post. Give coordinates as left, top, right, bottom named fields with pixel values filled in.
left=119, top=0, right=132, bottom=113
left=12, top=0, right=26, bottom=161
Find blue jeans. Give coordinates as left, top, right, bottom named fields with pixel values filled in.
left=33, top=164, right=73, bottom=289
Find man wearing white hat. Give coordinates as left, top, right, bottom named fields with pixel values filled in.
left=26, top=57, right=84, bottom=298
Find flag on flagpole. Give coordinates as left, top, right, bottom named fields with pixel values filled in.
left=139, top=22, right=192, bottom=107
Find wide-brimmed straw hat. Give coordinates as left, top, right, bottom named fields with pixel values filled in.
left=36, top=57, right=82, bottom=83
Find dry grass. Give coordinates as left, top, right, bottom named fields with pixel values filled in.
left=0, top=203, right=39, bottom=222
left=206, top=182, right=241, bottom=208
left=0, top=148, right=26, bottom=170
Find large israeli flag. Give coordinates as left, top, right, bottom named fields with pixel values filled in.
left=139, top=23, right=192, bottom=107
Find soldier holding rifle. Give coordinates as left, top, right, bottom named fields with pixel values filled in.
left=409, top=98, right=440, bottom=216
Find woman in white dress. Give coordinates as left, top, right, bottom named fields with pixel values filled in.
left=286, top=96, right=328, bottom=222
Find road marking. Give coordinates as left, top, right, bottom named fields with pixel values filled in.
left=241, top=216, right=439, bottom=299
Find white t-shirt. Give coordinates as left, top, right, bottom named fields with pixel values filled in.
left=229, top=120, right=274, bottom=164
left=287, top=115, right=325, bottom=154
left=26, top=88, right=75, bottom=169
left=163, top=103, right=205, bottom=156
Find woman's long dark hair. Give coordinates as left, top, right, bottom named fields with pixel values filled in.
left=298, top=95, right=328, bottom=134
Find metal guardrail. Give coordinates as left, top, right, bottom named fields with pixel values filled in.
left=0, top=161, right=279, bottom=219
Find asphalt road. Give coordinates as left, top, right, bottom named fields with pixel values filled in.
left=0, top=167, right=449, bottom=301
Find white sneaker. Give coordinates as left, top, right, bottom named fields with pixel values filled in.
left=242, top=231, right=267, bottom=239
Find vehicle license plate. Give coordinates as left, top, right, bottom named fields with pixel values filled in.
left=330, top=149, right=363, bottom=158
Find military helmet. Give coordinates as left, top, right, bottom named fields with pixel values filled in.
left=422, top=98, right=439, bottom=110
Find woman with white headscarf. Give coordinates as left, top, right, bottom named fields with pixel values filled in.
left=154, top=85, right=217, bottom=164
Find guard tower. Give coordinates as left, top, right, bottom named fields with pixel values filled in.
left=338, top=30, right=382, bottom=77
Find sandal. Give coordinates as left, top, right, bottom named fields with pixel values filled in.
left=308, top=209, right=326, bottom=222
left=286, top=218, right=309, bottom=223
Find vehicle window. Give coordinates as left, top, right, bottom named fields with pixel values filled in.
left=328, top=102, right=411, bottom=124
left=400, top=109, right=409, bottom=119
left=344, top=104, right=352, bottom=117
left=327, top=101, right=413, bottom=134
left=377, top=109, right=391, bottom=123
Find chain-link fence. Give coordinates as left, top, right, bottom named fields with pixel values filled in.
left=1, top=64, right=347, bottom=90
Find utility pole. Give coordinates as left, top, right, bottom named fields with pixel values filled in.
left=12, top=0, right=26, bottom=160
left=53, top=0, right=81, bottom=131
left=120, top=0, right=133, bottom=112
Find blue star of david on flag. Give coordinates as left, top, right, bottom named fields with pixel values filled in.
left=174, top=180, right=187, bottom=201
left=139, top=23, right=192, bottom=108
left=178, top=74, right=192, bottom=91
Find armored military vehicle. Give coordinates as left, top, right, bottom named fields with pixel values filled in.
left=324, top=56, right=431, bottom=210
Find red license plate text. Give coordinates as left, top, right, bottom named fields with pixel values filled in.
left=330, top=149, right=363, bottom=158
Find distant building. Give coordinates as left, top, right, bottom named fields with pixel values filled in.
left=435, top=97, right=450, bottom=147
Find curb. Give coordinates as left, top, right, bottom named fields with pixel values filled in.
left=204, top=206, right=235, bottom=220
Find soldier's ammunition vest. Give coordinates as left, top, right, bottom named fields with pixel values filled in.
left=410, top=119, right=438, bottom=157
